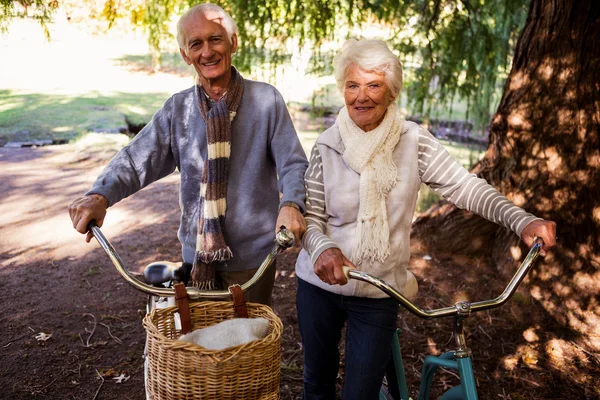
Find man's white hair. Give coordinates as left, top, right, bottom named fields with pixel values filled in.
left=333, top=39, right=403, bottom=99
left=177, top=3, right=238, bottom=50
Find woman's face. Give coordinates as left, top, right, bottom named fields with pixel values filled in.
left=343, top=64, right=395, bottom=132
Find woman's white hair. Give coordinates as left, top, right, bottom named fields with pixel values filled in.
left=333, top=39, right=403, bottom=99
left=177, top=3, right=238, bottom=50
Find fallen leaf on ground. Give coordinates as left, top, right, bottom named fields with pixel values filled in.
left=113, top=373, right=130, bottom=384
left=34, top=332, right=52, bottom=342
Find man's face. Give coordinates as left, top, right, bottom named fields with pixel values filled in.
left=179, top=12, right=237, bottom=85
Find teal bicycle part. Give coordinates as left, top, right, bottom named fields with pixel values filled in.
left=345, top=238, right=544, bottom=400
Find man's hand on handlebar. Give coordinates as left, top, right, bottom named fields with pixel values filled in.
left=521, top=219, right=557, bottom=256
left=314, top=248, right=355, bottom=286
left=276, top=205, right=306, bottom=245
left=68, top=194, right=108, bottom=243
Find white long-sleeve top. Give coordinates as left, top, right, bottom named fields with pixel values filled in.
left=295, top=121, right=539, bottom=298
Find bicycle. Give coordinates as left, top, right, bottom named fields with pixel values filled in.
left=338, top=238, right=544, bottom=400
left=88, top=222, right=295, bottom=399
left=90, top=220, right=543, bottom=399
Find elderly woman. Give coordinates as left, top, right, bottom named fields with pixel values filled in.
left=295, top=39, right=556, bottom=400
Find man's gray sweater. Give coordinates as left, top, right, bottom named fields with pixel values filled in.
left=88, top=79, right=308, bottom=271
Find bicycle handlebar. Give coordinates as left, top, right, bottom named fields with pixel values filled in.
left=89, top=223, right=295, bottom=300
left=342, top=237, right=544, bottom=320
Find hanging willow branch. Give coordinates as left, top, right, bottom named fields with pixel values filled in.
left=1, top=0, right=529, bottom=131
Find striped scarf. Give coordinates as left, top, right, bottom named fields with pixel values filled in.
left=191, top=67, right=244, bottom=289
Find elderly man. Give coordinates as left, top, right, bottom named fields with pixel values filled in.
left=68, top=3, right=308, bottom=305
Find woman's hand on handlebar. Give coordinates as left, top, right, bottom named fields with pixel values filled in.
left=68, top=194, right=108, bottom=243
left=314, top=248, right=355, bottom=285
left=521, top=219, right=557, bottom=256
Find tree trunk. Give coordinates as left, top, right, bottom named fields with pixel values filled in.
left=412, top=0, right=599, bottom=345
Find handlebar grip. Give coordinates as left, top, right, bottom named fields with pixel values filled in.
left=342, top=266, right=354, bottom=280
left=87, top=220, right=98, bottom=231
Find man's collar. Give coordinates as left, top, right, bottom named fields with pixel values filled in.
left=201, top=88, right=227, bottom=102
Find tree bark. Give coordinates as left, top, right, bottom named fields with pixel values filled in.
left=412, top=0, right=600, bottom=345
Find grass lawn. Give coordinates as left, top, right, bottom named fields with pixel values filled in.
left=0, top=90, right=171, bottom=144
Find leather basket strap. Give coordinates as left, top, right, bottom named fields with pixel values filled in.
left=173, top=283, right=193, bottom=334
left=228, top=284, right=248, bottom=318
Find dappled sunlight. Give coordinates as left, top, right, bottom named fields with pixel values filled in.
left=541, top=146, right=563, bottom=173
left=409, top=1, right=600, bottom=396
left=426, top=337, right=442, bottom=356
left=52, top=126, right=75, bottom=133
left=122, top=104, right=151, bottom=117
left=572, top=271, right=600, bottom=293
left=557, top=109, right=575, bottom=126
left=558, top=68, right=571, bottom=83
left=509, top=192, right=526, bottom=207
left=508, top=71, right=529, bottom=91
left=565, top=89, right=576, bottom=100
left=552, top=281, right=572, bottom=297
left=530, top=278, right=600, bottom=349
left=501, top=344, right=539, bottom=370
left=545, top=339, right=598, bottom=387
left=0, top=92, right=26, bottom=112
left=509, top=245, right=522, bottom=261
left=535, top=263, right=562, bottom=282
left=566, top=310, right=600, bottom=347
left=507, top=111, right=533, bottom=131
left=0, top=143, right=182, bottom=282
left=522, top=326, right=540, bottom=342
left=592, top=206, right=600, bottom=223
left=588, top=153, right=600, bottom=168
left=535, top=61, right=554, bottom=81
left=452, top=290, right=471, bottom=304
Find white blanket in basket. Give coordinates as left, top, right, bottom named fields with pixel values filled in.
left=178, top=318, right=270, bottom=350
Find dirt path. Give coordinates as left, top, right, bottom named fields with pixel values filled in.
left=0, top=145, right=595, bottom=399
left=0, top=142, right=309, bottom=399
left=0, top=145, right=178, bottom=399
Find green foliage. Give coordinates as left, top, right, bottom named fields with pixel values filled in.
left=0, top=0, right=57, bottom=38
left=196, top=0, right=529, bottom=131
left=2, top=0, right=529, bottom=132
left=225, top=1, right=528, bottom=132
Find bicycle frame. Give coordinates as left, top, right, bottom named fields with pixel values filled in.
left=347, top=239, right=544, bottom=400
left=382, top=328, right=478, bottom=400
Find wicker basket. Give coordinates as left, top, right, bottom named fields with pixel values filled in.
left=143, top=301, right=283, bottom=400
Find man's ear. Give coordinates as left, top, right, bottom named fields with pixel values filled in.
left=179, top=48, right=192, bottom=65
left=231, top=33, right=238, bottom=54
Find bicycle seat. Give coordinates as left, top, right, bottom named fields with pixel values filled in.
left=144, top=261, right=190, bottom=285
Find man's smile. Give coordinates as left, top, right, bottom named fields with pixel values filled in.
left=202, top=59, right=221, bottom=66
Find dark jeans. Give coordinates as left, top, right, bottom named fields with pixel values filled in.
left=296, top=278, right=399, bottom=400
left=216, top=260, right=277, bottom=306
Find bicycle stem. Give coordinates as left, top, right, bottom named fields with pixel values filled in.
left=89, top=224, right=295, bottom=299
left=453, top=302, right=472, bottom=358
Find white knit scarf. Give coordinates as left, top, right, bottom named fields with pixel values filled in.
left=337, top=103, right=404, bottom=264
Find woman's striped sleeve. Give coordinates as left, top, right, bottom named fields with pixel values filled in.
left=301, top=144, right=339, bottom=264
left=417, top=128, right=539, bottom=236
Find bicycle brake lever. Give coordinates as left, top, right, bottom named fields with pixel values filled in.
left=275, top=226, right=295, bottom=248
